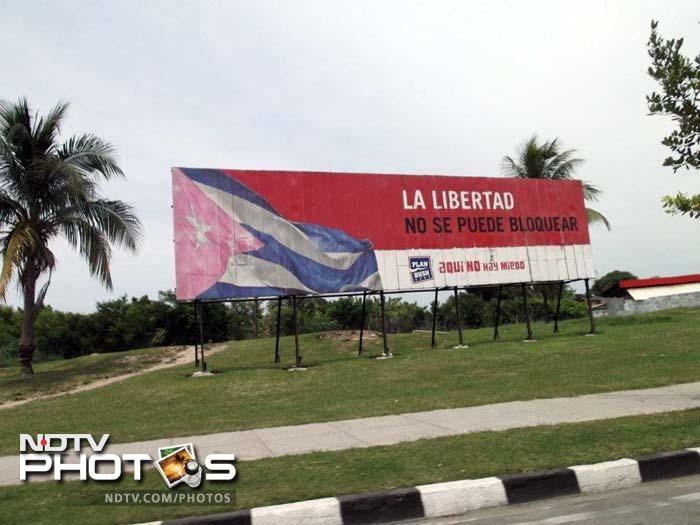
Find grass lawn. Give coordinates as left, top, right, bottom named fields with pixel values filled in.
left=1, top=408, right=699, bottom=525
left=0, top=345, right=182, bottom=405
left=0, top=308, right=698, bottom=455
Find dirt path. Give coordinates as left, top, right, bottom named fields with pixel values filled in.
left=0, top=343, right=229, bottom=410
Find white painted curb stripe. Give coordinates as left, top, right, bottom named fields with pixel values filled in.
left=570, top=458, right=642, bottom=494
left=417, top=476, right=508, bottom=517
left=251, top=497, right=342, bottom=525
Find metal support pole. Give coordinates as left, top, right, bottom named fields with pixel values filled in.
left=553, top=281, right=564, bottom=334
left=198, top=302, right=206, bottom=371
left=193, top=302, right=200, bottom=367
left=274, top=296, right=282, bottom=363
left=493, top=285, right=502, bottom=340
left=431, top=288, right=439, bottom=348
left=454, top=287, right=464, bottom=346
left=292, top=295, right=301, bottom=367
left=380, top=291, right=389, bottom=356
left=521, top=283, right=534, bottom=341
left=358, top=291, right=367, bottom=355
left=585, top=278, right=596, bottom=335
left=253, top=297, right=259, bottom=339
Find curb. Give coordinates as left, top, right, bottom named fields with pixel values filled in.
left=140, top=447, right=700, bottom=525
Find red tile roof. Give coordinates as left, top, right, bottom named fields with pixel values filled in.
left=620, top=274, right=700, bottom=289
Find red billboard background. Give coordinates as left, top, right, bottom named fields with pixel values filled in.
left=225, top=169, right=590, bottom=249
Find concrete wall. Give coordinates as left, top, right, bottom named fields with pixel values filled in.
left=606, top=291, right=700, bottom=316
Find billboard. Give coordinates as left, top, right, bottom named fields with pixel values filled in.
left=172, top=168, right=594, bottom=301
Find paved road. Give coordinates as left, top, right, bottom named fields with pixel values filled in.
left=5, top=380, right=700, bottom=486
left=404, top=475, right=700, bottom=525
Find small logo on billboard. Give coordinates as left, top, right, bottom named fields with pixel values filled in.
left=409, top=257, right=433, bottom=283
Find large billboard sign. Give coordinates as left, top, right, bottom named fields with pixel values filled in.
left=172, top=168, right=594, bottom=301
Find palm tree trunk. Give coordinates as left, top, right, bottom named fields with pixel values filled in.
left=18, top=272, right=38, bottom=378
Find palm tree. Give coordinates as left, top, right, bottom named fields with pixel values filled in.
left=501, top=135, right=609, bottom=318
left=0, top=98, right=142, bottom=377
left=501, top=135, right=610, bottom=229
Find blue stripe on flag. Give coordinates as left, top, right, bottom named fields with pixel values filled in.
left=293, top=222, right=373, bottom=253
left=180, top=168, right=278, bottom=214
left=197, top=284, right=307, bottom=300
left=240, top=224, right=379, bottom=293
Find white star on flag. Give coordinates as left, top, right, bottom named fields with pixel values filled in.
left=186, top=206, right=212, bottom=249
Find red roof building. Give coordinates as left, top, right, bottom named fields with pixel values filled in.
left=617, top=274, right=700, bottom=301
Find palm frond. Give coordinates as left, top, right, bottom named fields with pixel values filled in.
left=544, top=149, right=584, bottom=180
left=0, top=98, right=31, bottom=135
left=32, top=100, right=69, bottom=155
left=0, top=135, right=25, bottom=196
left=30, top=156, right=98, bottom=211
left=1, top=99, right=35, bottom=205
left=582, top=181, right=602, bottom=202
left=500, top=155, right=526, bottom=178
left=586, top=207, right=611, bottom=230
left=59, top=134, right=124, bottom=180
left=0, top=190, right=24, bottom=226
left=34, top=267, right=53, bottom=314
left=0, top=222, right=35, bottom=297
left=0, top=98, right=34, bottom=172
left=523, top=136, right=545, bottom=179
left=542, top=137, right=560, bottom=157
left=60, top=218, right=113, bottom=289
left=55, top=199, right=141, bottom=252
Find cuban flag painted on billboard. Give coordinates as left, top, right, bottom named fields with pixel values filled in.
left=172, top=168, right=382, bottom=300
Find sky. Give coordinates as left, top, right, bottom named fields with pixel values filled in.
left=1, top=0, right=699, bottom=313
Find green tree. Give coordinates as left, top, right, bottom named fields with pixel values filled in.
left=326, top=297, right=365, bottom=330
left=384, top=297, right=429, bottom=333
left=261, top=297, right=333, bottom=336
left=647, top=20, right=700, bottom=217
left=0, top=99, right=142, bottom=377
left=0, top=305, right=21, bottom=367
left=438, top=292, right=489, bottom=330
left=227, top=302, right=257, bottom=340
left=501, top=136, right=610, bottom=316
left=592, top=270, right=638, bottom=296
left=501, top=135, right=610, bottom=229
